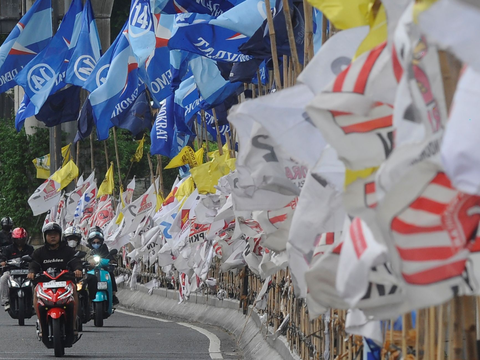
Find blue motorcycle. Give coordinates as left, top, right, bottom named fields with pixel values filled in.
left=87, top=250, right=117, bottom=327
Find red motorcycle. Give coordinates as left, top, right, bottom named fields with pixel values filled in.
left=35, top=268, right=81, bottom=357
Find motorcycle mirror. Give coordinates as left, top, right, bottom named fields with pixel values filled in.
left=109, top=249, right=118, bottom=256
left=21, top=255, right=32, bottom=262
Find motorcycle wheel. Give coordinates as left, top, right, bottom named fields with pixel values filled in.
left=52, top=318, right=65, bottom=357
left=18, top=296, right=24, bottom=326
left=94, top=302, right=103, bottom=327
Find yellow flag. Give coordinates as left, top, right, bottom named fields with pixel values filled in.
left=165, top=146, right=198, bottom=169
left=32, top=144, right=72, bottom=179
left=98, top=162, right=115, bottom=197
left=307, top=0, right=372, bottom=29
left=51, top=160, right=79, bottom=190
left=195, top=147, right=205, bottom=166
left=175, top=176, right=195, bottom=202
left=131, top=136, right=145, bottom=163
left=353, top=4, right=387, bottom=59
left=344, top=167, right=378, bottom=189
left=61, top=144, right=71, bottom=167
left=155, top=191, right=164, bottom=212
left=190, top=154, right=231, bottom=194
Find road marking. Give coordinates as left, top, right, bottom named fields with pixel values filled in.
left=116, top=309, right=224, bottom=359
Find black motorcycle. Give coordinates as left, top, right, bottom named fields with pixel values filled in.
left=4, top=255, right=34, bottom=326
left=76, top=259, right=91, bottom=331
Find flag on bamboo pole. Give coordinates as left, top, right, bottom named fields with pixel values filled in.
left=65, top=171, right=96, bottom=222
left=28, top=178, right=62, bottom=216
left=98, top=162, right=114, bottom=197
left=165, top=146, right=198, bottom=169
left=32, top=144, right=73, bottom=179
left=51, top=160, right=79, bottom=190
left=128, top=0, right=156, bottom=67
left=154, top=0, right=234, bottom=15
left=131, top=135, right=146, bottom=162
left=0, top=0, right=52, bottom=94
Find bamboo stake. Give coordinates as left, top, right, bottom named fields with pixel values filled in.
left=256, top=68, right=263, bottom=96
left=147, top=152, right=156, bottom=191
left=303, top=0, right=314, bottom=67
left=211, top=108, right=223, bottom=155
left=462, top=296, right=478, bottom=360
left=448, top=299, right=455, bottom=360
left=103, top=140, right=109, bottom=165
left=322, top=14, right=328, bottom=45
left=76, top=141, right=80, bottom=170
left=112, top=127, right=123, bottom=190
left=194, top=119, right=201, bottom=151
left=89, top=132, right=94, bottom=171
left=264, top=0, right=282, bottom=90
left=283, top=55, right=288, bottom=89
left=156, top=155, right=164, bottom=197
left=452, top=297, right=463, bottom=360
left=201, top=110, right=209, bottom=160
left=281, top=0, right=301, bottom=78
left=417, top=309, right=425, bottom=360
left=477, top=297, right=480, bottom=360
left=437, top=304, right=447, bottom=360
left=429, top=307, right=436, bottom=360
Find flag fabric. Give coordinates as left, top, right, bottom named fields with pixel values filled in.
left=90, top=194, right=115, bottom=229
left=65, top=0, right=102, bottom=87
left=150, top=99, right=174, bottom=156
left=121, top=182, right=157, bottom=236
left=154, top=0, right=234, bottom=16
left=32, top=144, right=73, bottom=179
left=65, top=171, right=95, bottom=223
left=74, top=98, right=94, bottom=142
left=98, top=162, right=115, bottom=197
left=0, top=0, right=52, bottom=94
left=28, top=178, right=62, bottom=216
left=165, top=146, right=198, bottom=169
left=131, top=136, right=146, bottom=162
left=84, top=24, right=140, bottom=140
left=15, top=0, right=83, bottom=113
left=50, top=159, right=79, bottom=190
left=128, top=0, right=156, bottom=67
left=306, top=0, right=371, bottom=30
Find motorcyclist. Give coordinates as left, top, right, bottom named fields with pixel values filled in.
left=86, top=226, right=119, bottom=305
left=0, top=228, right=34, bottom=310
left=0, top=217, right=14, bottom=248
left=27, top=223, right=82, bottom=335
left=63, top=226, right=98, bottom=302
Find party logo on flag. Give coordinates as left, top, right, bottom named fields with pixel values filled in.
left=364, top=181, right=377, bottom=208
left=139, top=194, right=153, bottom=213
left=43, top=180, right=58, bottom=199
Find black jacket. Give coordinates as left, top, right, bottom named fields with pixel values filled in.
left=0, top=230, right=12, bottom=248
left=29, top=242, right=82, bottom=274
left=0, top=243, right=34, bottom=262
left=89, top=243, right=110, bottom=259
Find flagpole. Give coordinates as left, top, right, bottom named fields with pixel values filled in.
left=201, top=110, right=209, bottom=161
left=303, top=0, right=314, bottom=67
left=112, top=127, right=123, bottom=190
left=89, top=132, right=94, bottom=172
left=156, top=155, right=164, bottom=197
left=281, top=0, right=301, bottom=78
left=211, top=108, right=223, bottom=155
left=264, top=0, right=282, bottom=90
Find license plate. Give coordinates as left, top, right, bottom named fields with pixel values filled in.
left=43, top=281, right=67, bottom=289
left=97, top=282, right=108, bottom=290
left=10, top=269, right=29, bottom=275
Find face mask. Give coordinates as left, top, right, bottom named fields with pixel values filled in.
left=92, top=243, right=101, bottom=249
left=67, top=240, right=77, bottom=248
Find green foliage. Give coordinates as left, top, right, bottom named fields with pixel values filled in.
left=0, top=118, right=49, bottom=235
left=111, top=0, right=131, bottom=43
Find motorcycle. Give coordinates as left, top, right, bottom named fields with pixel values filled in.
left=88, top=249, right=117, bottom=327
left=34, top=252, right=85, bottom=357
left=75, top=260, right=92, bottom=331
left=3, top=255, right=34, bottom=326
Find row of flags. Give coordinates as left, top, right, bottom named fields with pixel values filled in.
left=0, top=0, right=323, bottom=162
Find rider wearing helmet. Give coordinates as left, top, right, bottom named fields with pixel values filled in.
left=0, top=217, right=14, bottom=248
left=0, top=228, right=34, bottom=310
left=63, top=226, right=98, bottom=301
left=87, top=226, right=119, bottom=305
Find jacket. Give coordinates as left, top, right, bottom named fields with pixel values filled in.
left=0, top=243, right=34, bottom=262
left=0, top=230, right=12, bottom=248
left=28, top=242, right=82, bottom=274
left=74, top=243, right=94, bottom=264
left=88, top=243, right=111, bottom=259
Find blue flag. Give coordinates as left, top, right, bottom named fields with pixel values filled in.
left=113, top=89, right=153, bottom=136
left=154, top=0, right=234, bottom=16
left=142, top=13, right=175, bottom=107
left=84, top=24, right=141, bottom=140
left=313, top=9, right=323, bottom=54
left=199, top=111, right=230, bottom=144
left=0, top=0, right=52, bottom=94
left=168, top=13, right=252, bottom=63
left=15, top=95, right=36, bottom=132
left=169, top=49, right=194, bottom=91
left=74, top=98, right=94, bottom=142
left=128, top=0, right=156, bottom=66
left=189, top=56, right=241, bottom=107
left=66, top=0, right=102, bottom=87
left=15, top=0, right=83, bottom=113
left=150, top=97, right=174, bottom=156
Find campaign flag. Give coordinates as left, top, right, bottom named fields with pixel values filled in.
left=189, top=56, right=241, bottom=107
left=168, top=13, right=253, bottom=63
left=65, top=0, right=102, bottom=87
left=151, top=98, right=175, bottom=156
left=74, top=99, right=94, bottom=142
left=84, top=24, right=140, bottom=140
left=143, top=14, right=175, bottom=107
left=65, top=171, right=95, bottom=222
left=15, top=0, right=83, bottom=113
left=128, top=0, right=156, bottom=67
left=14, top=94, right=36, bottom=132
left=121, top=182, right=157, bottom=236
left=0, top=0, right=52, bottom=94
left=28, top=178, right=62, bottom=216
left=90, top=194, right=115, bottom=229
left=154, top=0, right=234, bottom=16
left=113, top=89, right=153, bottom=136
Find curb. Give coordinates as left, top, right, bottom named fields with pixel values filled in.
left=117, top=285, right=300, bottom=360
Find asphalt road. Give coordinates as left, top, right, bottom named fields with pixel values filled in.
left=0, top=305, right=242, bottom=359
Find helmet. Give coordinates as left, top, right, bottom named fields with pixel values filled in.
left=64, top=226, right=82, bottom=248
left=87, top=226, right=104, bottom=246
left=42, top=222, right=62, bottom=242
left=1, top=217, right=13, bottom=231
left=12, top=227, right=28, bottom=247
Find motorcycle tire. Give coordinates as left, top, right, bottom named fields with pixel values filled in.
left=18, top=296, right=24, bottom=326
left=94, top=302, right=103, bottom=327
left=77, top=315, right=82, bottom=332
left=52, top=318, right=65, bottom=357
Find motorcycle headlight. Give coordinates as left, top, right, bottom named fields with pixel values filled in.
left=57, top=284, right=74, bottom=305
left=21, top=280, right=31, bottom=288
left=36, top=286, right=53, bottom=302
left=94, top=255, right=101, bottom=263
left=9, top=279, right=20, bottom=288
left=76, top=281, right=83, bottom=292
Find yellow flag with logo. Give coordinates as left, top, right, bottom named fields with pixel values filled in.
left=306, top=0, right=372, bottom=29
left=165, top=146, right=198, bottom=169
left=195, top=147, right=205, bottom=166
left=175, top=176, right=195, bottom=203
left=98, top=162, right=115, bottom=197
left=51, top=160, right=79, bottom=190
left=131, top=136, right=145, bottom=163
left=190, top=154, right=231, bottom=194
left=33, top=144, right=72, bottom=179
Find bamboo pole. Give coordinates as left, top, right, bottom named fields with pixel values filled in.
left=462, top=296, right=477, bottom=360
left=156, top=155, right=165, bottom=197
left=437, top=304, right=447, bottom=360
left=103, top=140, right=109, bottom=165
left=417, top=309, right=425, bottom=360
left=303, top=0, right=314, bottom=67
left=146, top=152, right=156, bottom=191
left=322, top=14, right=328, bottom=45
left=283, top=55, right=288, bottom=89
left=452, top=297, right=463, bottom=360
left=112, top=127, right=123, bottom=190
left=76, top=141, right=80, bottom=170
left=281, top=0, right=301, bottom=78
left=429, top=307, right=436, bottom=360
left=201, top=110, right=209, bottom=160
left=89, top=132, right=94, bottom=171
left=256, top=68, right=263, bottom=96
left=211, top=108, right=223, bottom=155
left=264, top=0, right=282, bottom=90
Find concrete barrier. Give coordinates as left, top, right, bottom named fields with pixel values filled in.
left=117, top=285, right=301, bottom=360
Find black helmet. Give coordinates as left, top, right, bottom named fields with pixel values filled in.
left=87, top=226, right=104, bottom=246
left=42, top=222, right=62, bottom=242
left=1, top=217, right=13, bottom=231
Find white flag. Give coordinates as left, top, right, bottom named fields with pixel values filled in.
left=28, top=178, right=62, bottom=216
